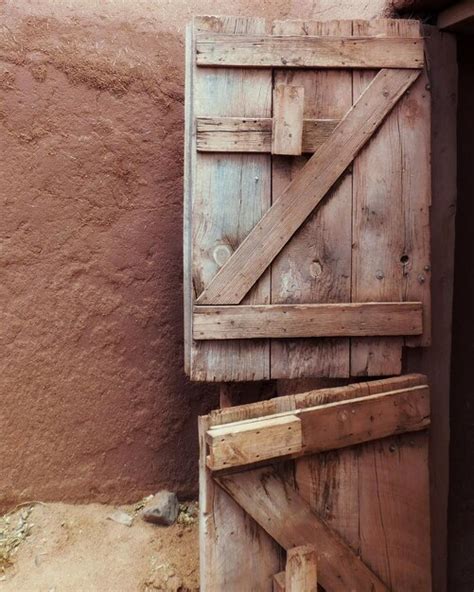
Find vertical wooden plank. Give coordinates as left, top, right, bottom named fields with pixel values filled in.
left=286, top=546, right=318, bottom=592
left=351, top=19, right=429, bottom=376
left=199, top=413, right=282, bottom=591
left=406, top=26, right=457, bottom=592
left=190, top=16, right=272, bottom=381
left=358, top=432, right=432, bottom=591
left=273, top=572, right=286, bottom=592
left=270, top=19, right=353, bottom=380
left=272, top=84, right=305, bottom=156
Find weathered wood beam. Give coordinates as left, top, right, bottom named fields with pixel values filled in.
left=286, top=546, right=318, bottom=592
left=272, top=85, right=305, bottom=155
left=193, top=302, right=423, bottom=340
left=196, top=116, right=339, bottom=153
left=196, top=69, right=420, bottom=305
left=206, top=384, right=430, bottom=470
left=216, top=467, right=391, bottom=592
left=196, top=34, right=424, bottom=68
left=438, top=0, right=474, bottom=32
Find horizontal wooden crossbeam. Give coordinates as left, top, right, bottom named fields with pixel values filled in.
left=193, top=302, right=423, bottom=340
left=196, top=34, right=424, bottom=68
left=196, top=117, right=339, bottom=153
left=196, top=68, right=420, bottom=305
left=216, top=467, right=391, bottom=592
left=206, top=384, right=430, bottom=470
left=438, top=0, right=474, bottom=32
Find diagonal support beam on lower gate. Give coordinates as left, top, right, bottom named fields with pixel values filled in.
left=216, top=467, right=391, bottom=592
left=196, top=68, right=420, bottom=305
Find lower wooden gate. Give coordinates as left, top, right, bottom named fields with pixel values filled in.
left=199, top=374, right=431, bottom=591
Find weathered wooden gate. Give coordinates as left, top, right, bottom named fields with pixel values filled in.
left=200, top=374, right=432, bottom=590
left=184, top=16, right=431, bottom=382
left=184, top=14, right=442, bottom=591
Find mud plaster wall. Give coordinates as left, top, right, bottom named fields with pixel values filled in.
left=0, top=0, right=400, bottom=510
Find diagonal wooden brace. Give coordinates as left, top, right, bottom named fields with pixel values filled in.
left=216, top=466, right=391, bottom=592
left=196, top=68, right=420, bottom=305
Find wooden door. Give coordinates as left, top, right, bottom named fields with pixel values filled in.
left=184, top=17, right=431, bottom=381
left=199, top=374, right=432, bottom=591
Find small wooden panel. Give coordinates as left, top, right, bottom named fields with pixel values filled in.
left=193, top=302, right=423, bottom=340
left=286, top=546, right=317, bottom=592
left=216, top=467, right=390, bottom=592
left=206, top=385, right=430, bottom=470
left=196, top=116, right=339, bottom=153
left=196, top=68, right=420, bottom=306
left=272, top=85, right=305, bottom=155
left=195, top=34, right=424, bottom=68
left=207, top=414, right=302, bottom=471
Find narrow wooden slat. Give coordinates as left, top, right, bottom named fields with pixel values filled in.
left=270, top=19, right=353, bottom=380
left=206, top=415, right=302, bottom=470
left=273, top=572, right=286, bottom=592
left=216, top=467, right=391, bottom=592
left=206, top=385, right=430, bottom=470
left=438, top=0, right=474, bottom=32
left=207, top=372, right=427, bottom=427
left=286, top=546, right=318, bottom=592
left=193, top=302, right=423, bottom=340
left=190, top=15, right=272, bottom=381
left=196, top=34, right=424, bottom=68
left=196, top=116, right=339, bottom=153
left=350, top=20, right=431, bottom=376
left=196, top=68, right=420, bottom=306
left=272, top=85, right=305, bottom=155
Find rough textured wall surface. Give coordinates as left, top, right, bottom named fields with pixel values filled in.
left=0, top=0, right=396, bottom=510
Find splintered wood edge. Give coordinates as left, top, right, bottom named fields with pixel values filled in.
left=205, top=385, right=430, bottom=471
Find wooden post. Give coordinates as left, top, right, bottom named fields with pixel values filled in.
left=285, top=546, right=318, bottom=592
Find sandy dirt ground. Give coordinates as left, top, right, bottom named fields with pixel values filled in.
left=0, top=502, right=199, bottom=592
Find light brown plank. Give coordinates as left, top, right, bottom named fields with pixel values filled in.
left=189, top=15, right=272, bottom=381
left=193, top=302, right=423, bottom=340
left=206, top=385, right=430, bottom=470
left=207, top=373, right=428, bottom=427
left=196, top=68, right=420, bottom=306
left=286, top=546, right=317, bottom=592
left=438, top=0, right=474, bottom=32
left=273, top=571, right=286, bottom=592
left=207, top=414, right=302, bottom=470
left=196, top=116, right=339, bottom=153
left=195, top=34, right=424, bottom=68
left=216, top=467, right=390, bottom=592
left=272, top=85, right=305, bottom=155
left=350, top=19, right=431, bottom=375
left=270, top=19, right=353, bottom=380
left=358, top=432, right=432, bottom=590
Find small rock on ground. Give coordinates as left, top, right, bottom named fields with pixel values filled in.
left=142, top=491, right=178, bottom=526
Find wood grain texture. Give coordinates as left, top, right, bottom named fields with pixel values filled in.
left=206, top=385, right=430, bottom=470
left=270, top=19, right=353, bottom=380
left=207, top=373, right=427, bottom=426
left=350, top=19, right=430, bottom=375
left=195, top=34, right=424, bottom=68
left=216, top=466, right=390, bottom=592
left=286, top=546, right=318, bottom=592
left=358, top=432, right=432, bottom=591
left=197, top=68, right=420, bottom=306
left=207, top=414, right=302, bottom=471
left=272, top=84, right=305, bottom=155
left=273, top=572, right=286, bottom=592
left=196, top=116, right=339, bottom=153
left=189, top=15, right=272, bottom=381
left=193, top=302, right=423, bottom=340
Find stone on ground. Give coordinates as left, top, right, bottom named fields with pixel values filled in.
left=142, top=491, right=179, bottom=526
